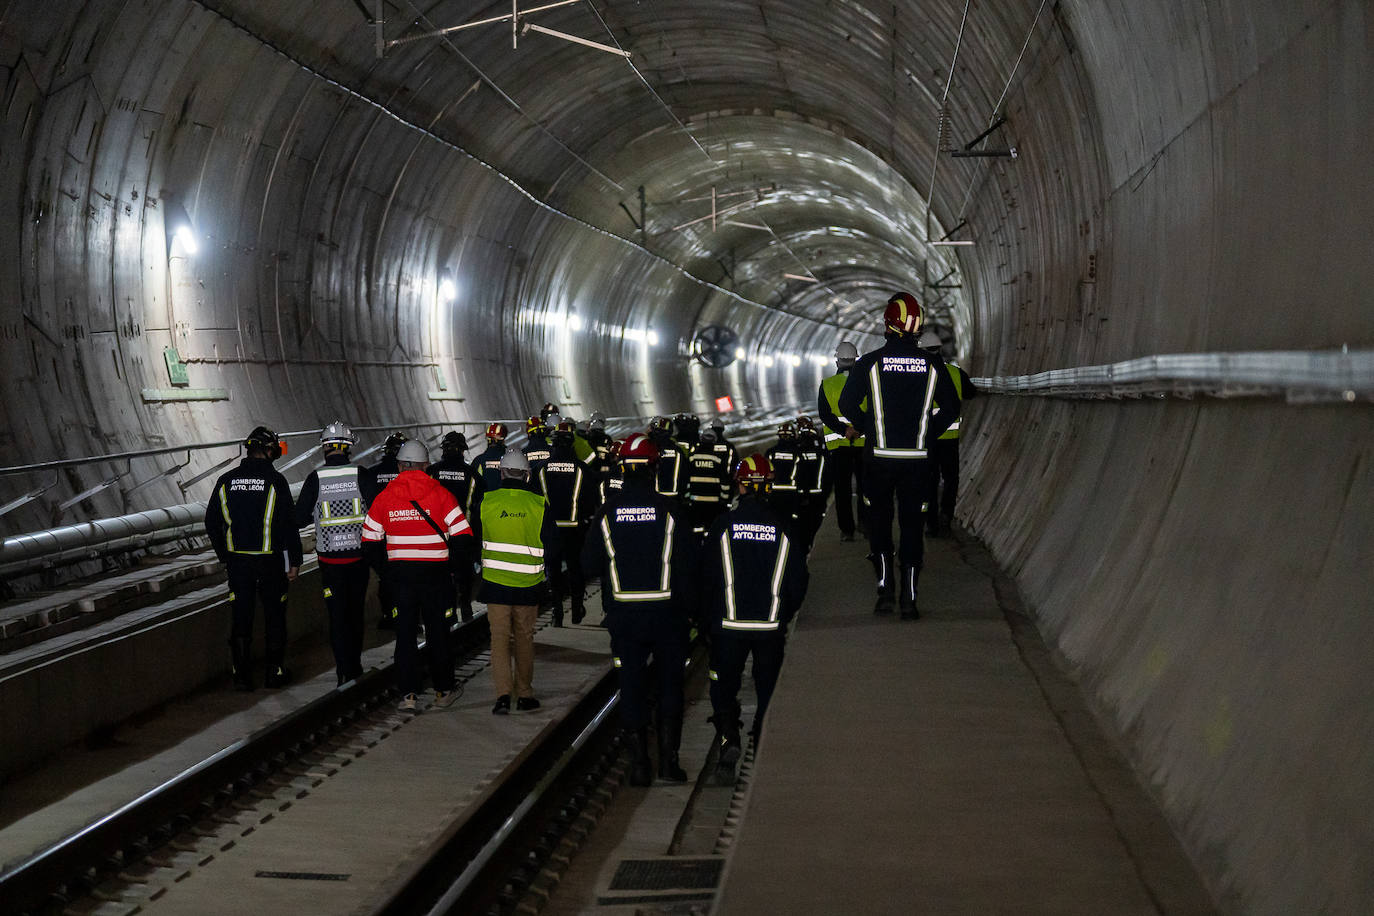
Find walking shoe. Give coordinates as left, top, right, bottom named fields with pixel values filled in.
left=515, top=696, right=541, bottom=711
left=571, top=602, right=586, bottom=625
left=492, top=694, right=511, bottom=715
left=432, top=689, right=459, bottom=709
left=398, top=693, right=420, bottom=713
left=459, top=601, right=474, bottom=623
left=714, top=733, right=742, bottom=786
left=264, top=665, right=292, bottom=688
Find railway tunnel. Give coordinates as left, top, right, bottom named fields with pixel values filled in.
left=1, top=0, right=1371, bottom=911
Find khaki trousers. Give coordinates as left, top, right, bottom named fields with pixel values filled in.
left=487, top=603, right=537, bottom=699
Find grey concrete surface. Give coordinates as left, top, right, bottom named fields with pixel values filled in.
left=1, top=1, right=1371, bottom=911
left=717, top=531, right=1216, bottom=916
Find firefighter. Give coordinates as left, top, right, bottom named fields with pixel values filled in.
left=428, top=430, right=485, bottom=621
left=817, top=340, right=867, bottom=541
left=294, top=420, right=369, bottom=685
left=700, top=454, right=808, bottom=784
left=540, top=419, right=595, bottom=625
left=581, top=433, right=696, bottom=786
left=709, top=417, right=737, bottom=471
left=917, top=328, right=979, bottom=536
left=476, top=422, right=509, bottom=493
left=523, top=415, right=554, bottom=484
left=365, top=431, right=408, bottom=631
left=205, top=426, right=302, bottom=691
left=794, top=416, right=828, bottom=550
left=674, top=412, right=701, bottom=449
left=647, top=416, right=686, bottom=503
left=685, top=426, right=732, bottom=537
left=766, top=422, right=802, bottom=526
left=362, top=440, right=473, bottom=711
left=838, top=292, right=960, bottom=618
left=479, top=449, right=560, bottom=714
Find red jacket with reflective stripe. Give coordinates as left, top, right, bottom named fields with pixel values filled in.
left=362, top=470, right=472, bottom=562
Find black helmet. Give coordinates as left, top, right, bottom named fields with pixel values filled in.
left=382, top=432, right=408, bottom=458
left=245, top=425, right=283, bottom=461
left=540, top=402, right=561, bottom=423
left=440, top=431, right=467, bottom=456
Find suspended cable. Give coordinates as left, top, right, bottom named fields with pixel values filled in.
left=582, top=0, right=715, bottom=163
left=922, top=0, right=972, bottom=246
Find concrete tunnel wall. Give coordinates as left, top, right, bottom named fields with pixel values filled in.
left=1, top=1, right=1372, bottom=912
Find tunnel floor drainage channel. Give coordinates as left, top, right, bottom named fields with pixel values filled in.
left=597, top=856, right=724, bottom=906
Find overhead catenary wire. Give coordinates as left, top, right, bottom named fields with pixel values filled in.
left=922, top=0, right=972, bottom=248
left=955, top=0, right=1053, bottom=223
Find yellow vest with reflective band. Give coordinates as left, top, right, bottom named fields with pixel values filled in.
left=821, top=372, right=865, bottom=450
left=480, top=488, right=547, bottom=587
left=939, top=363, right=965, bottom=440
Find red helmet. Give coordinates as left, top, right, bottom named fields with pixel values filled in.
left=618, top=433, right=660, bottom=467
left=884, top=291, right=923, bottom=335
left=486, top=422, right=508, bottom=442
left=735, top=453, right=773, bottom=485
left=795, top=416, right=816, bottom=433
left=556, top=419, right=577, bottom=436
left=525, top=416, right=544, bottom=436
left=777, top=421, right=797, bottom=440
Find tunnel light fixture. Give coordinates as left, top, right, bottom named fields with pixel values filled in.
left=438, top=269, right=457, bottom=303
left=760, top=355, right=775, bottom=368
left=931, top=240, right=975, bottom=246
left=783, top=273, right=819, bottom=283
left=646, top=329, right=660, bottom=347
left=734, top=347, right=747, bottom=361
left=788, top=354, right=802, bottom=368
left=174, top=224, right=198, bottom=256
left=567, top=311, right=584, bottom=331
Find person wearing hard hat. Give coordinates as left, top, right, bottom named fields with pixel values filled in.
left=476, top=422, right=509, bottom=493
left=916, top=328, right=979, bottom=536
left=364, top=431, right=409, bottom=632
left=362, top=440, right=473, bottom=712
left=581, top=433, right=696, bottom=786
left=205, top=426, right=302, bottom=691
left=838, top=292, right=960, bottom=619
left=428, top=430, right=485, bottom=621
left=540, top=419, right=596, bottom=626
left=479, top=448, right=560, bottom=714
left=699, top=453, right=809, bottom=785
left=295, top=420, right=369, bottom=685
left=817, top=340, right=867, bottom=542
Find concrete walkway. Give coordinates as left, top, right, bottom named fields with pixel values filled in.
left=715, top=529, right=1217, bottom=915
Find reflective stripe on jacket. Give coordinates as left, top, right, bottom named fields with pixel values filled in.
left=313, top=465, right=366, bottom=555
left=479, top=487, right=548, bottom=587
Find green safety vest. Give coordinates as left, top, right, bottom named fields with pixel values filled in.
left=479, top=488, right=548, bottom=588
left=939, top=364, right=965, bottom=440
left=820, top=372, right=866, bottom=451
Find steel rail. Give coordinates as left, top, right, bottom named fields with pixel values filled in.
left=374, top=668, right=621, bottom=915
left=0, top=617, right=492, bottom=916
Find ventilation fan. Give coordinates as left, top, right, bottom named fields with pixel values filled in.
left=691, top=325, right=739, bottom=369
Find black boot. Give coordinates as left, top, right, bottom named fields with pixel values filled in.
left=264, top=647, right=292, bottom=688
left=871, top=553, right=896, bottom=614
left=571, top=598, right=586, bottom=626
left=629, top=728, right=653, bottom=786
left=714, top=723, right=742, bottom=786
left=551, top=600, right=564, bottom=628
left=899, top=565, right=921, bottom=620
left=658, top=718, right=688, bottom=782
left=459, top=600, right=473, bottom=623
left=230, top=638, right=254, bottom=692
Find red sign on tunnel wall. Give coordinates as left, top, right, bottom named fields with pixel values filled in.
left=715, top=395, right=735, bottom=412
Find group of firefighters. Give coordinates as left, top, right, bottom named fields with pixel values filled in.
left=203, top=290, right=974, bottom=786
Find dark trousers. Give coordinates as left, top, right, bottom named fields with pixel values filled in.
left=320, top=560, right=368, bottom=684
left=225, top=555, right=289, bottom=653
left=864, top=457, right=930, bottom=569
left=449, top=554, right=476, bottom=607
left=709, top=631, right=786, bottom=734
left=926, top=438, right=961, bottom=524
left=391, top=567, right=456, bottom=695
left=609, top=612, right=687, bottom=729
left=827, top=447, right=865, bottom=535
left=549, top=525, right=587, bottom=606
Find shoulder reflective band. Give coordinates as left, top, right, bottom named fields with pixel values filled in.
left=599, top=513, right=674, bottom=601
left=218, top=485, right=234, bottom=552
left=869, top=361, right=937, bottom=459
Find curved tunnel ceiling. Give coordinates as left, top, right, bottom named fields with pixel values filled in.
left=3, top=2, right=1373, bottom=911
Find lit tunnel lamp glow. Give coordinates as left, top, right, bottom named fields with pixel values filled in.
left=163, top=198, right=198, bottom=258
left=760, top=355, right=775, bottom=368
left=438, top=270, right=457, bottom=303
left=173, top=224, right=198, bottom=256
left=734, top=346, right=747, bottom=361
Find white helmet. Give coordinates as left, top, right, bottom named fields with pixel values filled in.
left=499, top=449, right=530, bottom=475
left=589, top=410, right=607, bottom=429
left=320, top=419, right=355, bottom=448
left=396, top=440, right=429, bottom=465
left=917, top=329, right=942, bottom=351
left=835, top=341, right=859, bottom=366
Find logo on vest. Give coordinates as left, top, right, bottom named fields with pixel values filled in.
left=499, top=509, right=527, bottom=519
left=615, top=506, right=658, bottom=523
left=731, top=522, right=777, bottom=542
